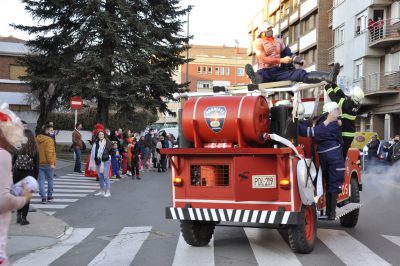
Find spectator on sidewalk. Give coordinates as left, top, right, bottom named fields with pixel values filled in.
left=0, top=103, right=32, bottom=265
left=131, top=138, right=142, bottom=179
left=90, top=131, right=113, bottom=197
left=12, top=129, right=39, bottom=225
left=111, top=142, right=121, bottom=179
left=72, top=122, right=84, bottom=173
left=151, top=132, right=158, bottom=168
left=36, top=124, right=57, bottom=204
left=143, top=129, right=153, bottom=171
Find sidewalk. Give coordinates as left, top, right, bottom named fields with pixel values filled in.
left=7, top=209, right=69, bottom=259
left=6, top=159, right=77, bottom=260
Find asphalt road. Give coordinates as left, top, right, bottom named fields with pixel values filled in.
left=19, top=160, right=400, bottom=266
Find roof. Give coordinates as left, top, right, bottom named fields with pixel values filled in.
left=0, top=92, right=32, bottom=105
left=0, top=41, right=30, bottom=56
left=189, top=44, right=248, bottom=59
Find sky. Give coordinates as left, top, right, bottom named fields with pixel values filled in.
left=0, top=0, right=263, bottom=48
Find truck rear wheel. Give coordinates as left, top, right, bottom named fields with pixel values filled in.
left=180, top=220, right=215, bottom=246
left=288, top=204, right=317, bottom=254
left=340, top=177, right=360, bottom=227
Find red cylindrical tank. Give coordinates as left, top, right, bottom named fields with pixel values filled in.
left=182, top=96, right=269, bottom=145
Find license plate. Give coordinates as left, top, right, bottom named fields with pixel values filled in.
left=252, top=175, right=276, bottom=188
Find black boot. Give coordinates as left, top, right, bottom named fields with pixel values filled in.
left=328, top=193, right=338, bottom=220
left=20, top=216, right=30, bottom=225
left=16, top=213, right=22, bottom=224
left=245, top=64, right=263, bottom=84
left=305, top=63, right=340, bottom=84
left=325, top=192, right=332, bottom=217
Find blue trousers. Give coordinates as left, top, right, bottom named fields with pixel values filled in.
left=73, top=147, right=81, bottom=172
left=319, top=149, right=345, bottom=193
left=38, top=166, right=54, bottom=200
left=257, top=67, right=308, bottom=83
left=96, top=160, right=111, bottom=192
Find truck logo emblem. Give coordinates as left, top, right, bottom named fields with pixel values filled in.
left=204, top=106, right=226, bottom=133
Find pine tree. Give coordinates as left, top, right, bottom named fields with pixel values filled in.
left=14, top=0, right=188, bottom=126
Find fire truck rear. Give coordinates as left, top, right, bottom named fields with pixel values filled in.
left=162, top=83, right=362, bottom=253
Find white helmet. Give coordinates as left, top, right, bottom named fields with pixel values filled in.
left=259, top=21, right=273, bottom=32
left=297, top=103, right=305, bottom=119
left=275, top=99, right=291, bottom=106
left=351, top=86, right=364, bottom=104
left=323, top=101, right=339, bottom=113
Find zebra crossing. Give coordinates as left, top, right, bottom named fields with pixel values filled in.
left=30, top=173, right=121, bottom=215
left=11, top=226, right=400, bottom=266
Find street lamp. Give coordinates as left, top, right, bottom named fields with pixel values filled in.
left=186, top=5, right=194, bottom=90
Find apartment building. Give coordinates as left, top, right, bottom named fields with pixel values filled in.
left=248, top=0, right=333, bottom=73
left=331, top=0, right=400, bottom=139
left=0, top=36, right=37, bottom=127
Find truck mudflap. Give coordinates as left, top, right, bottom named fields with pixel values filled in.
left=166, top=207, right=301, bottom=225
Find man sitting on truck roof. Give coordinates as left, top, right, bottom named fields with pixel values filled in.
left=245, top=20, right=340, bottom=85
left=298, top=101, right=344, bottom=220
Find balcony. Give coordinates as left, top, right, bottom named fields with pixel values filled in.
left=328, top=8, right=333, bottom=28
left=327, top=46, right=334, bottom=66
left=368, top=19, right=400, bottom=48
left=357, top=71, right=400, bottom=96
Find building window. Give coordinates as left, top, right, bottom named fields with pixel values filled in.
left=226, top=67, right=230, bottom=76
left=203, top=66, right=207, bottom=73
left=237, top=68, right=244, bottom=76
left=290, top=22, right=300, bottom=44
left=333, top=0, right=345, bottom=8
left=208, top=67, right=212, bottom=74
left=9, top=65, right=27, bottom=80
left=301, top=13, right=316, bottom=35
left=355, top=11, right=367, bottom=36
left=197, top=80, right=212, bottom=89
left=335, top=24, right=345, bottom=46
left=215, top=67, right=219, bottom=75
left=304, top=48, right=316, bottom=65
left=282, top=30, right=289, bottom=46
left=197, top=66, right=202, bottom=74
left=220, top=67, right=225, bottom=75
left=354, top=59, right=363, bottom=81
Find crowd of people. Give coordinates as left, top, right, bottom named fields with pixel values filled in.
left=79, top=123, right=176, bottom=198
left=366, top=134, right=400, bottom=167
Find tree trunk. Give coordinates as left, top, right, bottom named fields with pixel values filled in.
left=35, top=90, right=48, bottom=135
left=96, top=95, right=110, bottom=126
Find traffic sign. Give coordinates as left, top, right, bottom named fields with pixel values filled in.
left=70, top=96, right=83, bottom=110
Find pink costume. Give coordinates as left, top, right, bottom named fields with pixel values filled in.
left=0, top=149, right=27, bottom=265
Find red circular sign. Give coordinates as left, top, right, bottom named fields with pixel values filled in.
left=70, top=96, right=83, bottom=110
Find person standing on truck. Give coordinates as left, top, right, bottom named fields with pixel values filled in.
left=325, top=84, right=365, bottom=159
left=245, top=20, right=341, bottom=85
left=298, top=101, right=344, bottom=220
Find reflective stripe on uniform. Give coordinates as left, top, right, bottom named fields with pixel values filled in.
left=307, top=127, right=311, bottom=137
left=336, top=168, right=345, bottom=171
left=338, top=98, right=345, bottom=109
left=334, top=87, right=341, bottom=93
left=311, top=127, right=315, bottom=137
left=326, top=88, right=334, bottom=94
left=342, top=113, right=356, bottom=120
left=342, top=132, right=355, bottom=137
left=317, top=145, right=341, bottom=154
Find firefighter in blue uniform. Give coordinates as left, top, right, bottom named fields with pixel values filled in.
left=299, top=101, right=344, bottom=220
left=325, top=84, right=365, bottom=158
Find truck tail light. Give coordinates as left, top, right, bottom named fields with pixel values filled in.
left=173, top=177, right=183, bottom=187
left=279, top=179, right=290, bottom=190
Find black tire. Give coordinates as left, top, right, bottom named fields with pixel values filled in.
left=288, top=203, right=317, bottom=254
left=180, top=220, right=215, bottom=246
left=340, top=177, right=360, bottom=227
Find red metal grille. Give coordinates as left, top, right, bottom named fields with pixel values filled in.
left=190, top=165, right=230, bottom=187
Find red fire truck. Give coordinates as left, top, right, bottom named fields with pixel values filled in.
left=162, top=82, right=361, bottom=253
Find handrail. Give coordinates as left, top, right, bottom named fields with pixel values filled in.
left=368, top=18, right=400, bottom=43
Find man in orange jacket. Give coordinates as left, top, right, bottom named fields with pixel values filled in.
left=36, top=124, right=57, bottom=204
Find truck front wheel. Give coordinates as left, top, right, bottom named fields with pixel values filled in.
left=180, top=220, right=215, bottom=246
left=288, top=203, right=317, bottom=253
